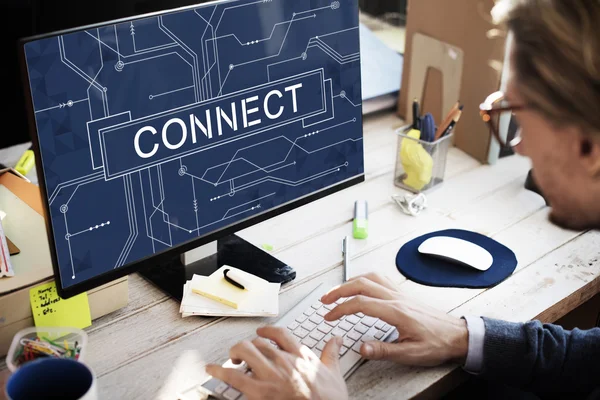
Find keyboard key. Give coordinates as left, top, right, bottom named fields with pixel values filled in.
left=296, top=314, right=308, bottom=323
left=311, top=301, right=322, bottom=309
left=301, top=321, right=317, bottom=331
left=361, top=327, right=379, bottom=343
left=356, top=312, right=365, bottom=318
left=354, top=324, right=368, bottom=334
left=339, top=346, right=349, bottom=356
left=301, top=337, right=318, bottom=348
left=287, top=321, right=299, bottom=331
left=361, top=316, right=377, bottom=327
left=324, top=319, right=339, bottom=327
left=335, top=297, right=347, bottom=305
left=352, top=341, right=363, bottom=353
left=332, top=327, right=345, bottom=337
left=316, top=341, right=326, bottom=351
left=338, top=321, right=353, bottom=331
left=310, top=330, right=326, bottom=341
left=375, top=321, right=385, bottom=330
left=381, top=323, right=392, bottom=332
left=345, top=315, right=361, bottom=325
left=304, top=308, right=315, bottom=316
left=215, top=382, right=229, bottom=394
left=323, top=303, right=335, bottom=310
left=317, top=308, right=329, bottom=317
left=313, top=348, right=322, bottom=358
left=342, top=337, right=355, bottom=348
left=362, top=334, right=376, bottom=343
left=309, top=314, right=324, bottom=325
left=293, top=327, right=310, bottom=339
left=339, top=348, right=362, bottom=371
left=375, top=331, right=385, bottom=340
left=347, top=330, right=362, bottom=341
left=223, top=387, right=241, bottom=400
left=317, top=323, right=332, bottom=334
left=323, top=333, right=333, bottom=343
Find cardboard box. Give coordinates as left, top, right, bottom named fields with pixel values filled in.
left=0, top=168, right=128, bottom=355
left=397, top=0, right=508, bottom=164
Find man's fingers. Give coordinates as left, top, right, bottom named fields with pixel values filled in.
left=360, top=340, right=414, bottom=363
left=253, top=337, right=294, bottom=373
left=324, top=296, right=398, bottom=323
left=350, top=272, right=398, bottom=292
left=320, top=276, right=396, bottom=305
left=256, top=326, right=302, bottom=357
left=206, top=364, right=257, bottom=394
left=320, top=335, right=343, bottom=372
left=229, top=340, right=277, bottom=380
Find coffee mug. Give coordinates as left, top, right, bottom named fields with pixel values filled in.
left=5, top=358, right=97, bottom=400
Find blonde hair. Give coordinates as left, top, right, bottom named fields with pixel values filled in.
left=492, top=0, right=600, bottom=133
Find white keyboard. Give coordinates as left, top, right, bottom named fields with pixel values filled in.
left=184, top=284, right=397, bottom=400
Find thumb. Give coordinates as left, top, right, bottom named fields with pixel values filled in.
left=320, top=335, right=343, bottom=371
left=361, top=340, right=404, bottom=361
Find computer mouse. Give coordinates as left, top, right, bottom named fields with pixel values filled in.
left=417, top=236, right=493, bottom=271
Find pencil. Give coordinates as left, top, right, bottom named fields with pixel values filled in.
left=434, top=101, right=461, bottom=140
left=441, top=107, right=463, bottom=138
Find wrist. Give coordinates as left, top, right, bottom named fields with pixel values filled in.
left=447, top=318, right=469, bottom=365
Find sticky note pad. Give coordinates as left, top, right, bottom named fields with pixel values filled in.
left=29, top=281, right=92, bottom=329
left=191, top=276, right=248, bottom=309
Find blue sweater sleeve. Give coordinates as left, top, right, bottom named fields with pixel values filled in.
left=479, top=317, right=600, bottom=398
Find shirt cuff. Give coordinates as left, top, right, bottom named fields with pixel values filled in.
left=461, top=315, right=485, bottom=374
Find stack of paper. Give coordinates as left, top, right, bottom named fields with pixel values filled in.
left=179, top=266, right=280, bottom=317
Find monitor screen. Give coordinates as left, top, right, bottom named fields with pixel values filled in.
left=19, top=0, right=364, bottom=297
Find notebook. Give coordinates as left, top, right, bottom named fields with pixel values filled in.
left=179, top=266, right=280, bottom=317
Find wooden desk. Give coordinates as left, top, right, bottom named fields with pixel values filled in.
left=1, top=111, right=599, bottom=399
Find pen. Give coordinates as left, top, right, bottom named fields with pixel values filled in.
left=342, top=236, right=349, bottom=282
left=412, top=98, right=420, bottom=130
left=223, top=268, right=247, bottom=290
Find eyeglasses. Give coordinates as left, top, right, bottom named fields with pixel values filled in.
left=479, top=91, right=525, bottom=149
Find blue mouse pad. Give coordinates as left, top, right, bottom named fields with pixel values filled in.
left=396, top=229, right=517, bottom=288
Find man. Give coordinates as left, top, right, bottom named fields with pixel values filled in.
left=206, top=0, right=600, bottom=398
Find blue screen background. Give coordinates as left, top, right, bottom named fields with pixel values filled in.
left=22, top=0, right=364, bottom=289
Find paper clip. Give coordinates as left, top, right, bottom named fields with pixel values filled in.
left=391, top=193, right=428, bottom=217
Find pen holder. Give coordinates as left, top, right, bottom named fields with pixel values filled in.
left=393, top=126, right=453, bottom=193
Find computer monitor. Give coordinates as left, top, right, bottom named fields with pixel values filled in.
left=18, top=0, right=364, bottom=300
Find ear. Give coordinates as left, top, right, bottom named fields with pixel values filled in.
left=579, top=134, right=600, bottom=178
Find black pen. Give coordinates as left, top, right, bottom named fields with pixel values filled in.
left=412, top=98, right=420, bottom=130
left=223, top=268, right=249, bottom=290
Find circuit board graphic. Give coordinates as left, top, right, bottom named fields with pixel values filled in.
left=22, top=0, right=363, bottom=290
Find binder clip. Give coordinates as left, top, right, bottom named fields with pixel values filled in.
left=392, top=193, right=428, bottom=217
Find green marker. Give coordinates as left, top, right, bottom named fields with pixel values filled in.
left=353, top=200, right=368, bottom=239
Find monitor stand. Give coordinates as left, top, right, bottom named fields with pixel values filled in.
left=138, top=234, right=296, bottom=301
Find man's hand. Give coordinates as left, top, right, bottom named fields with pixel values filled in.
left=320, top=273, right=469, bottom=367
left=206, top=326, right=348, bottom=400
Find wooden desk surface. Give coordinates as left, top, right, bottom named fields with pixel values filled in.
left=1, top=111, right=599, bottom=399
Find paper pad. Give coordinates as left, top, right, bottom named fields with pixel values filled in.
left=180, top=266, right=280, bottom=317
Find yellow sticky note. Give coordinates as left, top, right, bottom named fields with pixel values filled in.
left=191, top=276, right=247, bottom=309
left=29, top=281, right=91, bottom=329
